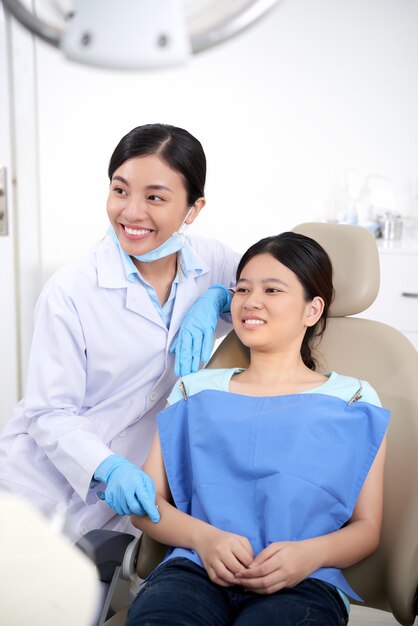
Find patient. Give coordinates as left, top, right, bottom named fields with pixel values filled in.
left=126, top=232, right=390, bottom=626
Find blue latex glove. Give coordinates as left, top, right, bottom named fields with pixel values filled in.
left=170, top=284, right=232, bottom=377
left=94, top=454, right=160, bottom=522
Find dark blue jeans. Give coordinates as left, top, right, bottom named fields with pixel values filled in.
left=126, top=558, right=349, bottom=626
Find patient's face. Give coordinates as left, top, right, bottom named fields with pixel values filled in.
left=231, top=253, right=314, bottom=353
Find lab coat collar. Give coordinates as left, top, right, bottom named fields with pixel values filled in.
left=120, top=235, right=205, bottom=284
left=179, top=235, right=211, bottom=278
left=178, top=243, right=204, bottom=277
left=97, top=234, right=210, bottom=288
left=96, top=235, right=132, bottom=289
left=96, top=235, right=211, bottom=333
left=95, top=237, right=164, bottom=328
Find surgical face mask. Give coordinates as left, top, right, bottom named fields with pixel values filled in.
left=110, top=208, right=193, bottom=263
left=132, top=230, right=185, bottom=262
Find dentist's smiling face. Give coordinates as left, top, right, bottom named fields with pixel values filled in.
left=231, top=253, right=318, bottom=353
left=106, top=154, right=195, bottom=257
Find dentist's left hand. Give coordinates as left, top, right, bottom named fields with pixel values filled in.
left=170, top=284, right=232, bottom=376
left=94, top=454, right=160, bottom=522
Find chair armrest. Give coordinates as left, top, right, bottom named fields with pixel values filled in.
left=77, top=529, right=169, bottom=583
left=136, top=533, right=169, bottom=580
left=77, top=529, right=136, bottom=582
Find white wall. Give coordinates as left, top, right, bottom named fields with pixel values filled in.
left=34, top=0, right=418, bottom=280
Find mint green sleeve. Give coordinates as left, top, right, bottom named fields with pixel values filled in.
left=360, top=380, right=382, bottom=407
left=166, top=369, right=231, bottom=405
left=167, top=381, right=186, bottom=406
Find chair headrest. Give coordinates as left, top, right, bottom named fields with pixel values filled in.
left=292, top=222, right=380, bottom=317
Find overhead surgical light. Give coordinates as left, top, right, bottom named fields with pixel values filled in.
left=3, top=0, right=282, bottom=70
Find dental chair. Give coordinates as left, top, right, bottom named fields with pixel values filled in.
left=87, top=222, right=418, bottom=626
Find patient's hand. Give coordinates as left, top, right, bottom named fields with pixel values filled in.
left=234, top=541, right=317, bottom=594
left=194, top=527, right=254, bottom=587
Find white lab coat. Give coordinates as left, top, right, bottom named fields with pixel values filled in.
left=0, top=234, right=239, bottom=542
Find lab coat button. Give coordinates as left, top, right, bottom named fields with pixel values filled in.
left=149, top=392, right=158, bottom=402
left=80, top=525, right=88, bottom=535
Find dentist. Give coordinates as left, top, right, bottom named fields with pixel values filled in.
left=0, top=123, right=239, bottom=542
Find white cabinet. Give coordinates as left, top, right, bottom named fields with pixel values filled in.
left=361, top=239, right=418, bottom=350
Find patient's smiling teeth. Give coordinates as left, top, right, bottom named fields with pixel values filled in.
left=243, top=319, right=265, bottom=325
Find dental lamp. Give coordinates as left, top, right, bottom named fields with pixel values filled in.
left=0, top=494, right=100, bottom=626
left=2, top=0, right=282, bottom=70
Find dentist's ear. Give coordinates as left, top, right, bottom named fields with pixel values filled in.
left=305, top=296, right=325, bottom=326
left=186, top=197, right=206, bottom=224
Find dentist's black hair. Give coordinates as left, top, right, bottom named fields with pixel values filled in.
left=108, top=123, right=206, bottom=207
left=236, top=232, right=334, bottom=371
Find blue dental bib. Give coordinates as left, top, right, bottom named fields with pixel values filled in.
left=157, top=390, right=390, bottom=600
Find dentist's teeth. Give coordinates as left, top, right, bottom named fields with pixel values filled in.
left=124, top=227, right=151, bottom=236
left=244, top=319, right=265, bottom=325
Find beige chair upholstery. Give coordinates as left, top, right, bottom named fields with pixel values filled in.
left=108, top=223, right=418, bottom=626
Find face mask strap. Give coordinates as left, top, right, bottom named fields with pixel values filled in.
left=176, top=207, right=193, bottom=236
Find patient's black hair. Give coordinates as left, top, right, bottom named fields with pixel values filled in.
left=236, top=232, right=334, bottom=371
left=108, top=123, right=206, bottom=207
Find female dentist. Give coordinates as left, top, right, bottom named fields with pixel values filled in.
left=0, top=123, right=239, bottom=542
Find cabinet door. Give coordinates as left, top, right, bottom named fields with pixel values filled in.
left=361, top=252, right=418, bottom=347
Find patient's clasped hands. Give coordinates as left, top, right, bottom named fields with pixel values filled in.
left=195, top=527, right=254, bottom=587
left=195, top=527, right=318, bottom=595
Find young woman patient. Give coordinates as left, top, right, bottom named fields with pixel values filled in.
left=126, top=232, right=390, bottom=626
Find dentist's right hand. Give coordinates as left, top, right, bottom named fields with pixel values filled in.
left=94, top=454, right=160, bottom=522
